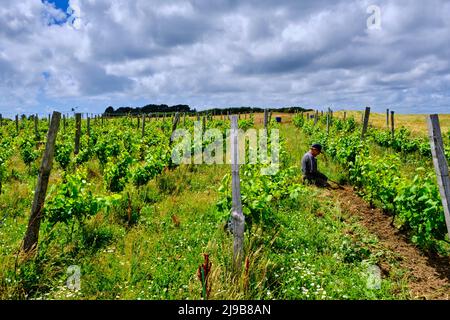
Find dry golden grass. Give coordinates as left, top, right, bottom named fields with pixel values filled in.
left=213, top=110, right=450, bottom=137
left=333, top=111, right=450, bottom=137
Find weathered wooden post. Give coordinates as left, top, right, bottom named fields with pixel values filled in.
left=264, top=109, right=268, bottom=128
left=63, top=114, right=66, bottom=132
left=170, top=112, right=180, bottom=146
left=142, top=114, right=146, bottom=137
left=313, top=111, right=318, bottom=126
left=34, top=114, right=39, bottom=139
left=15, top=115, right=19, bottom=133
left=391, top=111, right=395, bottom=139
left=87, top=116, right=91, bottom=138
left=343, top=111, right=347, bottom=121
left=386, top=108, right=390, bottom=128
left=74, top=113, right=81, bottom=155
left=230, top=115, right=244, bottom=272
left=22, top=111, right=61, bottom=253
left=326, top=112, right=330, bottom=134
left=361, top=107, right=371, bottom=139
left=427, top=115, right=450, bottom=239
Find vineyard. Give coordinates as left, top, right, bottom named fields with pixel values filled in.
left=0, top=111, right=449, bottom=300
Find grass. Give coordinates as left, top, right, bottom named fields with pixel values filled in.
left=243, top=111, right=450, bottom=137
left=325, top=111, right=450, bottom=137
left=0, top=120, right=418, bottom=300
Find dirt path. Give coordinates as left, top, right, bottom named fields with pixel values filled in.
left=328, top=185, right=450, bottom=300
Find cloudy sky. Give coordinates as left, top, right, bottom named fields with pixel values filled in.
left=0, top=0, right=449, bottom=117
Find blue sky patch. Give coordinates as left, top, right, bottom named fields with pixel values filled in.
left=45, top=0, right=69, bottom=13
left=42, top=72, right=51, bottom=80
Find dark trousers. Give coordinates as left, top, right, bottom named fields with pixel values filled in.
left=303, top=172, right=329, bottom=187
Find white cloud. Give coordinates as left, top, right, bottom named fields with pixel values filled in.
left=0, top=0, right=449, bottom=117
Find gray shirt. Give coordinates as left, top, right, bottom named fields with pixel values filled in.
left=301, top=151, right=317, bottom=175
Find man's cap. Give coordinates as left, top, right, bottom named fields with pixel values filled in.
left=311, top=143, right=322, bottom=152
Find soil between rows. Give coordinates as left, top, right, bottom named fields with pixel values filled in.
left=328, top=185, right=450, bottom=300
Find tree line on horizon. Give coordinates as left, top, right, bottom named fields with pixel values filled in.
left=103, top=104, right=312, bottom=115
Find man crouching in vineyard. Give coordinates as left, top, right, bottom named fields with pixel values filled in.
left=301, top=143, right=329, bottom=187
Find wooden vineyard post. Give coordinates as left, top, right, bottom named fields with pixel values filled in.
left=427, top=115, right=450, bottom=239
left=230, top=115, right=244, bottom=272
left=137, top=115, right=140, bottom=129
left=15, top=115, right=19, bottom=134
left=264, top=109, right=268, bottom=128
left=328, top=107, right=333, bottom=126
left=170, top=112, right=180, bottom=146
left=361, top=107, right=371, bottom=139
left=326, top=111, right=330, bottom=135
left=391, top=111, right=395, bottom=139
left=386, top=108, right=390, bottom=128
left=22, top=111, right=61, bottom=253
left=63, top=114, right=66, bottom=132
left=142, top=114, right=146, bottom=137
left=202, top=115, right=206, bottom=133
left=87, top=116, right=91, bottom=138
left=34, top=114, right=39, bottom=139
left=74, top=113, right=81, bottom=155
left=183, top=112, right=186, bottom=126
left=0, top=114, right=2, bottom=127
left=314, top=111, right=318, bottom=126
left=268, top=111, right=272, bottom=123
left=343, top=111, right=347, bottom=121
